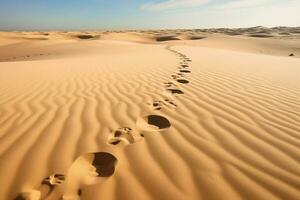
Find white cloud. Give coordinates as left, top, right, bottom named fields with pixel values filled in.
left=216, top=0, right=274, bottom=10
left=140, top=0, right=210, bottom=11
left=140, top=0, right=280, bottom=11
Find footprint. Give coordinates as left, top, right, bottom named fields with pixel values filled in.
left=181, top=64, right=189, bottom=68
left=176, top=79, right=189, bottom=84
left=63, top=152, right=117, bottom=199
left=167, top=89, right=184, bottom=94
left=107, top=127, right=143, bottom=146
left=42, top=174, right=65, bottom=188
left=164, top=99, right=177, bottom=108
left=164, top=81, right=177, bottom=87
left=179, top=70, right=191, bottom=73
left=137, top=115, right=171, bottom=131
left=171, top=74, right=182, bottom=79
left=152, top=101, right=162, bottom=110
left=39, top=174, right=66, bottom=199
left=149, top=100, right=164, bottom=110
left=91, top=153, right=117, bottom=177
left=149, top=99, right=177, bottom=110
left=14, top=174, right=65, bottom=200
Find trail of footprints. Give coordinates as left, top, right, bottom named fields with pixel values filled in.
left=15, top=45, right=192, bottom=200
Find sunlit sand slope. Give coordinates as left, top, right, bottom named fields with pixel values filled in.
left=0, top=38, right=299, bottom=200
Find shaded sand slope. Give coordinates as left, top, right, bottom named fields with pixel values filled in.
left=0, top=40, right=299, bottom=200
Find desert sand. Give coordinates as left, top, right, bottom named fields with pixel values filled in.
left=0, top=27, right=300, bottom=200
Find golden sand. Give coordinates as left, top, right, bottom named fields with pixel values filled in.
left=0, top=27, right=300, bottom=200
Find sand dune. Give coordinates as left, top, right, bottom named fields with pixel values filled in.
left=1, top=27, right=299, bottom=62
left=0, top=28, right=300, bottom=200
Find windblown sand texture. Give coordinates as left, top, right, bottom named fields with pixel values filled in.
left=0, top=27, right=300, bottom=200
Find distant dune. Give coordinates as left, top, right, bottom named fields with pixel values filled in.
left=1, top=26, right=300, bottom=62
left=0, top=27, right=299, bottom=200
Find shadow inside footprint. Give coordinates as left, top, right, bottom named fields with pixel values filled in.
left=109, top=139, right=121, bottom=145
left=14, top=195, right=26, bottom=200
left=180, top=70, right=191, bottom=73
left=148, top=115, right=171, bottom=129
left=137, top=115, right=171, bottom=131
left=177, top=79, right=189, bottom=84
left=181, top=65, right=189, bottom=68
left=92, top=152, right=117, bottom=177
left=167, top=89, right=184, bottom=94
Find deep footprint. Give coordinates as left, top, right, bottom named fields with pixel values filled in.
left=137, top=115, right=171, bottom=131
left=167, top=89, right=184, bottom=94
left=63, top=152, right=118, bottom=199
left=92, top=152, right=118, bottom=177
left=177, top=79, right=189, bottom=84
left=179, top=70, right=191, bottom=73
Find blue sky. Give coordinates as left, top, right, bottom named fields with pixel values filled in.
left=0, top=0, right=299, bottom=30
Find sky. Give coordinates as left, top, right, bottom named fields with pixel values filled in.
left=0, top=0, right=299, bottom=30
